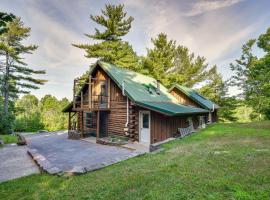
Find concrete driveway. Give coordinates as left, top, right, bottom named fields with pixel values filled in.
left=26, top=132, right=141, bottom=174
left=0, top=145, right=39, bottom=183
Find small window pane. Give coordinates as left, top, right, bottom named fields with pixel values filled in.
left=142, top=113, right=149, bottom=128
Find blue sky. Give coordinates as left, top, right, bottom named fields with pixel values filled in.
left=1, top=0, right=270, bottom=100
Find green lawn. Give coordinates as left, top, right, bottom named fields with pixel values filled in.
left=0, top=134, right=18, bottom=144
left=0, top=122, right=270, bottom=200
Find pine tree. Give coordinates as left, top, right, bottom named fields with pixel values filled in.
left=144, top=33, right=222, bottom=90
left=73, top=4, right=141, bottom=71
left=0, top=17, right=46, bottom=117
left=143, top=33, right=176, bottom=82
left=0, top=12, right=15, bottom=34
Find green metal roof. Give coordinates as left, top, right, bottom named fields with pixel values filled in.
left=169, top=84, right=220, bottom=110
left=97, top=61, right=209, bottom=115
left=136, top=101, right=209, bottom=116
left=63, top=61, right=210, bottom=115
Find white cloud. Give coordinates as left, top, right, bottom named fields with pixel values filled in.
left=185, top=0, right=244, bottom=16
left=2, top=0, right=268, bottom=98
left=125, top=0, right=256, bottom=63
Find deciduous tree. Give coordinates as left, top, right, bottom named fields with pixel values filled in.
left=230, top=28, right=270, bottom=119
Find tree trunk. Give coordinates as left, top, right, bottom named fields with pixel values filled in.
left=3, top=52, right=9, bottom=115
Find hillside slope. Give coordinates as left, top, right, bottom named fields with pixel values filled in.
left=0, top=122, right=270, bottom=200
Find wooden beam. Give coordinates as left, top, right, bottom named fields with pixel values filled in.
left=81, top=91, right=83, bottom=108
left=96, top=110, right=100, bottom=139
left=108, top=78, right=110, bottom=108
left=73, top=79, right=76, bottom=109
left=89, top=75, right=92, bottom=109
left=68, top=112, right=71, bottom=130
left=81, top=111, right=84, bottom=138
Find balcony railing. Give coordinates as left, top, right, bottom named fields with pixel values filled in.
left=91, top=95, right=109, bottom=109
left=75, top=95, right=109, bottom=110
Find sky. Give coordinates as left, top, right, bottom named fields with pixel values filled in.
left=1, top=0, right=270, bottom=100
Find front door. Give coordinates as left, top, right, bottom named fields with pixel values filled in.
left=99, top=111, right=108, bottom=137
left=139, top=111, right=151, bottom=143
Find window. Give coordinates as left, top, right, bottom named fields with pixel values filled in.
left=100, top=81, right=106, bottom=96
left=187, top=117, right=192, bottom=126
left=142, top=113, right=149, bottom=128
left=85, top=112, right=93, bottom=128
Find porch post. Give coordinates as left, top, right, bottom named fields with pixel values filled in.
left=89, top=76, right=92, bottom=109
left=81, top=111, right=84, bottom=138
left=68, top=112, right=71, bottom=130
left=81, top=91, right=83, bottom=108
left=73, top=79, right=76, bottom=109
left=96, top=110, right=100, bottom=139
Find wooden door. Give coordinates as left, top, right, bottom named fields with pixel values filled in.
left=99, top=111, right=108, bottom=137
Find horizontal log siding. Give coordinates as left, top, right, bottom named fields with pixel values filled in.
left=170, top=88, right=201, bottom=108
left=107, top=79, right=131, bottom=137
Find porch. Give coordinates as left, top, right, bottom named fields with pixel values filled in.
left=67, top=109, right=109, bottom=141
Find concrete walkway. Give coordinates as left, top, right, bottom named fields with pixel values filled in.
left=0, top=145, right=39, bottom=183
left=26, top=132, right=142, bottom=175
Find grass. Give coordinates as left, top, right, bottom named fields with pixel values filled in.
left=0, top=122, right=270, bottom=199
left=0, top=134, right=18, bottom=144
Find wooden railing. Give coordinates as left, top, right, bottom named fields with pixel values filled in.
left=90, top=95, right=109, bottom=109
left=74, top=95, right=109, bottom=110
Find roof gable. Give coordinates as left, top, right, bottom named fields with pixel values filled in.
left=169, top=84, right=220, bottom=110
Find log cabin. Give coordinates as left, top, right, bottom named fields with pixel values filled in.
left=63, top=61, right=218, bottom=145
left=169, top=84, right=219, bottom=124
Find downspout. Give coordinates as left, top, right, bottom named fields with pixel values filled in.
left=125, top=98, right=129, bottom=128
left=122, top=81, right=129, bottom=129
left=209, top=104, right=215, bottom=123
left=211, top=104, right=215, bottom=112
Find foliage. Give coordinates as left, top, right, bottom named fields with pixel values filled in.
left=0, top=17, right=47, bottom=109
left=0, top=97, right=14, bottom=134
left=144, top=33, right=221, bottom=90
left=1, top=122, right=270, bottom=199
left=12, top=94, right=70, bottom=132
left=143, top=33, right=176, bottom=82
left=39, top=95, right=69, bottom=131
left=230, top=28, right=270, bottom=119
left=0, top=12, right=15, bottom=34
left=0, top=134, right=18, bottom=144
left=233, top=103, right=253, bottom=122
left=73, top=4, right=141, bottom=72
left=0, top=14, right=46, bottom=133
left=14, top=94, right=43, bottom=132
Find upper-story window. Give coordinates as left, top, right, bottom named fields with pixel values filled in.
left=100, top=81, right=107, bottom=96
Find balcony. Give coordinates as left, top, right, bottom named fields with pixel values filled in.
left=91, top=95, right=109, bottom=110
left=79, top=95, right=109, bottom=110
